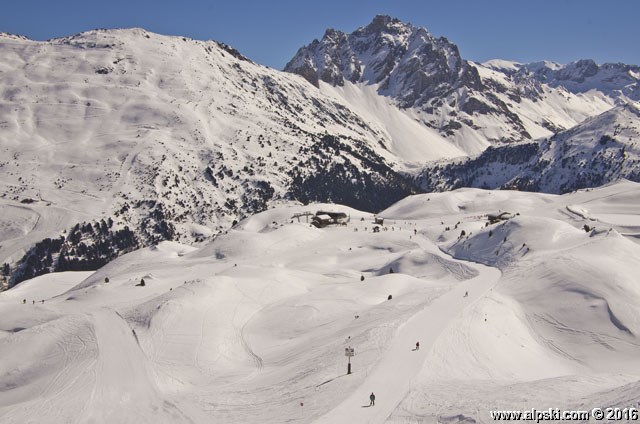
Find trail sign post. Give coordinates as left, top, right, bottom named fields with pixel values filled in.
left=345, top=346, right=355, bottom=375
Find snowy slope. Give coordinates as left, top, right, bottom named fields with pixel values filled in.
left=318, top=81, right=466, bottom=164
left=0, top=27, right=399, bottom=218
left=472, top=61, right=614, bottom=135
left=2, top=181, right=640, bottom=422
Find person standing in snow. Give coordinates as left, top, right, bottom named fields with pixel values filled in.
left=415, top=341, right=420, bottom=350
left=369, top=392, right=375, bottom=406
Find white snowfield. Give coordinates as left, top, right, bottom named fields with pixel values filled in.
left=3, top=181, right=640, bottom=423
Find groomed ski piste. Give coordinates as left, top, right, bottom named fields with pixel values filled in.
left=2, top=181, right=640, bottom=423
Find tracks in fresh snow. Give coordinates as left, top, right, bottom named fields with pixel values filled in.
left=237, top=325, right=264, bottom=370
left=78, top=308, right=165, bottom=422
left=313, top=249, right=501, bottom=424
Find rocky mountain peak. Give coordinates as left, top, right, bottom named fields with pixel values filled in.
left=358, top=14, right=411, bottom=35
left=321, top=27, right=347, bottom=42
left=284, top=15, right=472, bottom=104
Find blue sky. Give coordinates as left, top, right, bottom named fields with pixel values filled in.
left=2, top=0, right=638, bottom=69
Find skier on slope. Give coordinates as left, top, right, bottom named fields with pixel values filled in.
left=415, top=341, right=420, bottom=350
left=369, top=392, right=375, bottom=406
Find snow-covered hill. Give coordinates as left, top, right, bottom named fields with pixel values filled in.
left=2, top=181, right=640, bottom=422
left=417, top=102, right=640, bottom=193
left=0, top=28, right=429, bottom=287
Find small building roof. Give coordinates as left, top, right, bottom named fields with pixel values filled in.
left=316, top=211, right=348, bottom=219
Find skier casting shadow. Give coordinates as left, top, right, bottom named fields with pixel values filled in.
left=362, top=392, right=376, bottom=407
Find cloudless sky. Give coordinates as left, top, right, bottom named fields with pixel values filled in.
left=2, top=0, right=639, bottom=69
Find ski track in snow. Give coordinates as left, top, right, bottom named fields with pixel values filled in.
left=313, top=249, right=501, bottom=424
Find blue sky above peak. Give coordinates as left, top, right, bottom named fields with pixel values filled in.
left=2, top=0, right=639, bottom=69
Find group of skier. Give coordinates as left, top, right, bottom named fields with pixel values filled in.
left=368, top=289, right=475, bottom=407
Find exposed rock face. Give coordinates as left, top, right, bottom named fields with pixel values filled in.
left=284, top=16, right=537, bottom=145
left=285, top=15, right=481, bottom=108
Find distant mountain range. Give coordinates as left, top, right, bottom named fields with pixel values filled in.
left=286, top=15, right=638, bottom=153
left=1, top=16, right=639, bottom=287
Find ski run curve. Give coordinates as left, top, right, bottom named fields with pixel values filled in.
left=314, top=258, right=500, bottom=424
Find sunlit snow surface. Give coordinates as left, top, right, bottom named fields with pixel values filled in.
left=2, top=181, right=640, bottom=423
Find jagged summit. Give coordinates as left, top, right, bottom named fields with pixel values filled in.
left=285, top=16, right=605, bottom=149
left=284, top=15, right=475, bottom=108
left=355, top=14, right=416, bottom=39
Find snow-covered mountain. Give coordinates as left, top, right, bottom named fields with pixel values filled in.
left=285, top=15, right=628, bottom=152
left=0, top=28, right=424, bottom=286
left=416, top=102, right=640, bottom=193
